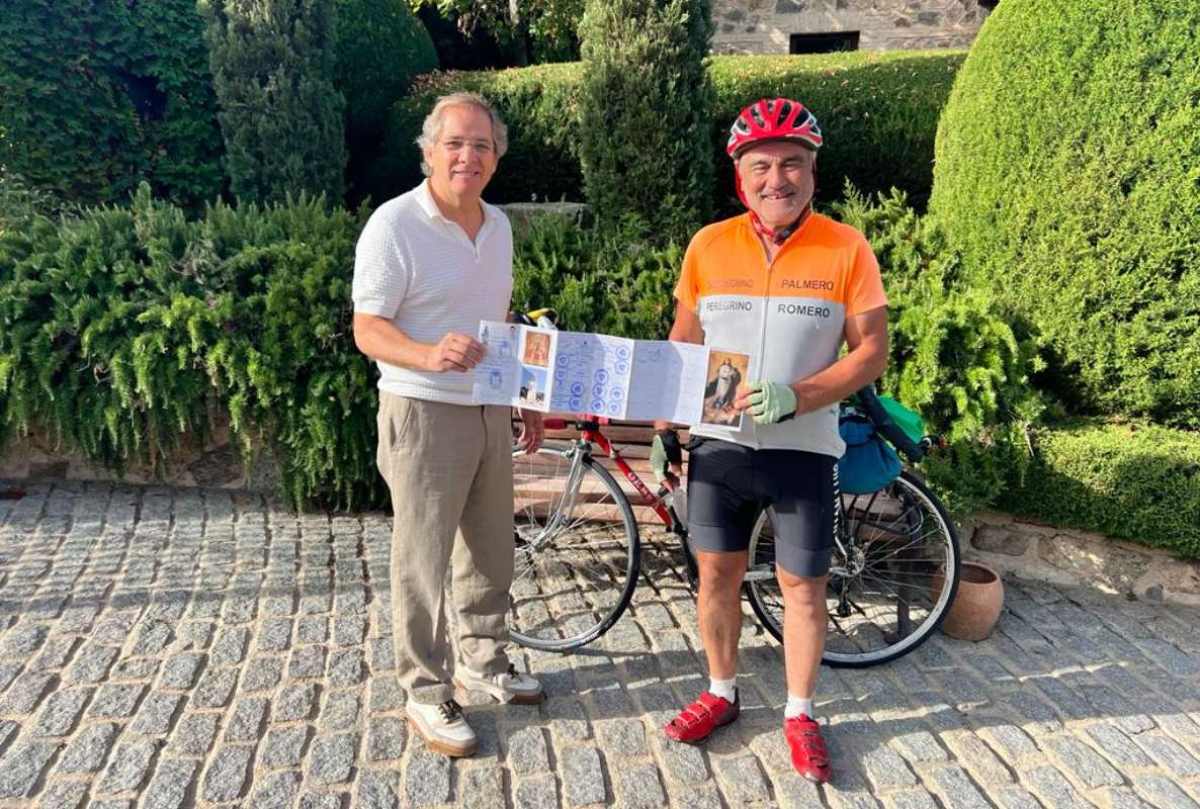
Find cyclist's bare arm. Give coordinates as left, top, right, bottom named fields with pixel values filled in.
left=353, top=312, right=483, bottom=372
left=653, top=303, right=704, bottom=433
left=734, top=305, right=888, bottom=416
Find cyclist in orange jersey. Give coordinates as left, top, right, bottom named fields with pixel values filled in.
left=651, top=98, right=889, bottom=783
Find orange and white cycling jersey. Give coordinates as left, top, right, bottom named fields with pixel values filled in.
left=675, top=211, right=887, bottom=458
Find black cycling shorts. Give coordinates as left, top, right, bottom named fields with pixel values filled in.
left=686, top=437, right=838, bottom=578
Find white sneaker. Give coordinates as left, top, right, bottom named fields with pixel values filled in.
left=407, top=699, right=477, bottom=757
left=456, top=664, right=545, bottom=705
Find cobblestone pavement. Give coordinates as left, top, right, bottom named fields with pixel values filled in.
left=1, top=481, right=1199, bottom=809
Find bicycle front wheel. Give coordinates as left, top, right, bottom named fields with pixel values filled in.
left=510, top=445, right=641, bottom=651
left=746, top=469, right=960, bottom=668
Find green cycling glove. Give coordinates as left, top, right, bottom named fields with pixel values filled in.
left=650, top=430, right=683, bottom=484
left=747, top=381, right=797, bottom=425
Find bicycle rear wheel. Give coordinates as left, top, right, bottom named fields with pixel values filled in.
left=510, top=444, right=641, bottom=651
left=746, top=469, right=960, bottom=668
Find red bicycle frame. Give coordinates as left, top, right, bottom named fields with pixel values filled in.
left=546, top=416, right=674, bottom=526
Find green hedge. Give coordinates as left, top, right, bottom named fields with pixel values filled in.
left=0, top=186, right=381, bottom=509
left=931, top=0, right=1200, bottom=427
left=376, top=50, right=963, bottom=209
left=1000, top=421, right=1200, bottom=560
left=0, top=0, right=223, bottom=209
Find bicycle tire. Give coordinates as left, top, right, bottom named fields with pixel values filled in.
left=510, top=445, right=641, bottom=652
left=745, top=469, right=960, bottom=668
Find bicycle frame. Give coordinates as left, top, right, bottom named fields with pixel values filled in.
left=563, top=420, right=675, bottom=528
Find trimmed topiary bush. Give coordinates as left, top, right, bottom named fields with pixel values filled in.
left=205, top=0, right=347, bottom=204
left=0, top=0, right=223, bottom=210
left=577, top=0, right=714, bottom=241
left=336, top=0, right=438, bottom=204
left=375, top=50, right=962, bottom=210
left=931, top=0, right=1200, bottom=426
left=1000, top=421, right=1200, bottom=560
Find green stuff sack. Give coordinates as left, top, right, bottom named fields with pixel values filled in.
left=878, top=396, right=925, bottom=445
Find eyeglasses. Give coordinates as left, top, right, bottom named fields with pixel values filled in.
left=440, top=138, right=494, bottom=155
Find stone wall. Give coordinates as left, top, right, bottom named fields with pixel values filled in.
left=963, top=512, right=1200, bottom=608
left=711, top=0, right=989, bottom=54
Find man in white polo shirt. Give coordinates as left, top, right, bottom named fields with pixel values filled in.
left=352, top=92, right=544, bottom=758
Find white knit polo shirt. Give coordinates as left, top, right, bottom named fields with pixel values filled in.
left=352, top=181, right=514, bottom=404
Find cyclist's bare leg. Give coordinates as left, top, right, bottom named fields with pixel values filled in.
left=778, top=569, right=828, bottom=698
left=696, top=549, right=749, bottom=679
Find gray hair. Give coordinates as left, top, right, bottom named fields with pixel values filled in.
left=416, top=92, right=509, bottom=177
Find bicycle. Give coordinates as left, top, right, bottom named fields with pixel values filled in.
left=508, top=322, right=961, bottom=668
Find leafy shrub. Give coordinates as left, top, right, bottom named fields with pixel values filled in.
left=931, top=0, right=1200, bottom=426
left=511, top=214, right=681, bottom=340
left=0, top=0, right=223, bottom=209
left=376, top=50, right=962, bottom=210
left=337, top=0, right=439, bottom=204
left=833, top=187, right=1045, bottom=513
left=1000, top=421, right=1200, bottom=560
left=577, top=0, right=714, bottom=242
left=0, top=185, right=381, bottom=508
left=205, top=0, right=347, bottom=204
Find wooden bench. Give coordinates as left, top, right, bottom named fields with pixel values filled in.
left=512, top=416, right=690, bottom=524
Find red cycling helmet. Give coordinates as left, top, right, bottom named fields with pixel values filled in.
left=726, top=98, right=822, bottom=159
left=728, top=98, right=823, bottom=244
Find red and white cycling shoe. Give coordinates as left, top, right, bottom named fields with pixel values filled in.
left=785, top=714, right=832, bottom=783
left=664, top=691, right=740, bottom=743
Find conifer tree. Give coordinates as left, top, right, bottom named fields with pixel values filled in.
left=205, top=0, right=347, bottom=204
left=577, top=0, right=714, bottom=242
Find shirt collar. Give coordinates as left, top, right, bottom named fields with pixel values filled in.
left=415, top=179, right=491, bottom=228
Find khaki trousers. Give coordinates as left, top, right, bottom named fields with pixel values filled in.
left=376, top=393, right=514, bottom=705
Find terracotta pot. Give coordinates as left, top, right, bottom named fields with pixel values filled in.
left=937, top=561, right=1004, bottom=641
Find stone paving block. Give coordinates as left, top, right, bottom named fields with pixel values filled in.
left=926, top=765, right=996, bottom=809
left=859, top=739, right=919, bottom=790
left=246, top=770, right=301, bottom=809
left=0, top=741, right=59, bottom=798
left=36, top=779, right=89, bottom=809
left=990, top=785, right=1044, bottom=809
left=1132, top=774, right=1200, bottom=809
left=56, top=722, right=118, bottom=773
left=166, top=712, right=220, bottom=756
left=561, top=746, right=606, bottom=806
left=157, top=653, right=204, bottom=691
left=328, top=647, right=363, bottom=687
left=192, top=667, right=237, bottom=709
left=458, top=763, right=505, bottom=809
left=307, top=733, right=357, bottom=785
left=32, top=687, right=92, bottom=736
left=201, top=746, right=253, bottom=802
left=129, top=691, right=184, bottom=737
left=977, top=723, right=1040, bottom=761
left=129, top=620, right=173, bottom=657
left=366, top=715, right=406, bottom=762
left=257, top=618, right=293, bottom=653
left=652, top=735, right=710, bottom=785
left=405, top=746, right=452, bottom=806
left=1134, top=731, right=1200, bottom=777
left=29, top=637, right=79, bottom=673
left=209, top=627, right=249, bottom=665
left=241, top=655, right=284, bottom=692
left=2, top=624, right=48, bottom=656
left=514, top=775, right=560, bottom=809
left=296, top=616, right=328, bottom=645
left=711, top=754, right=770, bottom=803
left=369, top=675, right=404, bottom=713
left=1041, top=734, right=1124, bottom=788
left=1104, top=787, right=1157, bottom=809
left=505, top=726, right=551, bottom=775
left=320, top=689, right=360, bottom=732
left=141, top=758, right=198, bottom=809
left=823, top=784, right=882, bottom=809
left=1021, top=765, right=1093, bottom=809
left=275, top=682, right=320, bottom=722
left=596, top=719, right=648, bottom=758
left=224, top=696, right=269, bottom=742
left=289, top=645, right=327, bottom=679
left=356, top=768, right=402, bottom=809
left=261, top=725, right=309, bottom=771
left=176, top=620, right=214, bottom=651
left=546, top=696, right=591, bottom=743
left=98, top=740, right=156, bottom=794
left=87, top=682, right=145, bottom=719
left=1084, top=723, right=1155, bottom=768
left=0, top=673, right=57, bottom=714
left=891, top=726, right=948, bottom=764
left=610, top=761, right=666, bottom=808
left=109, top=657, right=159, bottom=681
